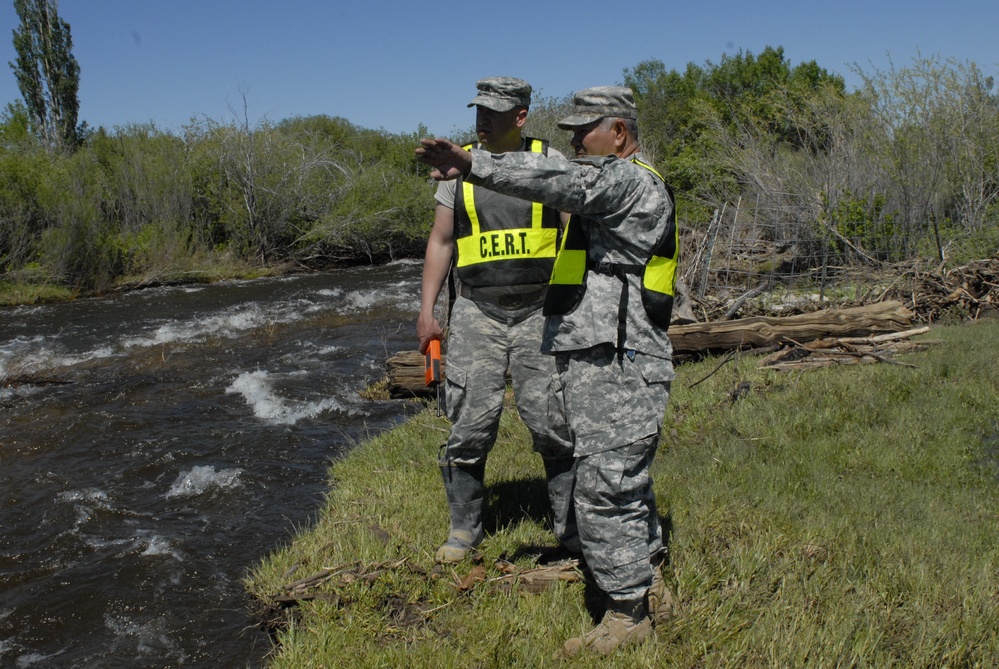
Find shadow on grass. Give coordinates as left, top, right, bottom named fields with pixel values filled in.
left=487, top=475, right=551, bottom=534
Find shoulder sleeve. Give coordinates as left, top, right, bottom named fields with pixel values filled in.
left=434, top=179, right=457, bottom=209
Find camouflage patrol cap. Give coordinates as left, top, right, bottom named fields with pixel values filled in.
left=557, top=86, right=638, bottom=129
left=467, top=76, right=532, bottom=112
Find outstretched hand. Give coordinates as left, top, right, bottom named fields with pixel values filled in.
left=416, top=138, right=472, bottom=181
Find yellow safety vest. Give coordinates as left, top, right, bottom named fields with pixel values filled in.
left=453, top=138, right=561, bottom=288
left=544, top=156, right=679, bottom=332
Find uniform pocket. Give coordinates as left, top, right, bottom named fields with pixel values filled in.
left=636, top=353, right=675, bottom=385
left=444, top=359, right=467, bottom=423
left=548, top=369, right=572, bottom=447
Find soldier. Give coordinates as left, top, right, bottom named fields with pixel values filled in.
left=417, top=86, right=678, bottom=656
left=417, top=77, right=577, bottom=564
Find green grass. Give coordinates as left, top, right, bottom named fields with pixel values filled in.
left=0, top=252, right=287, bottom=306
left=0, top=279, right=76, bottom=306
left=245, top=320, right=999, bottom=668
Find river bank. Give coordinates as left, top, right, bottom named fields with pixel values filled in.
left=246, top=320, right=999, bottom=668
left=0, top=255, right=340, bottom=308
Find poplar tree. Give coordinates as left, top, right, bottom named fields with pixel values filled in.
left=9, top=0, right=81, bottom=149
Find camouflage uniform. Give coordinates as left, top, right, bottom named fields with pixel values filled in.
left=464, top=126, right=675, bottom=605
left=429, top=77, right=576, bottom=562
left=443, top=293, right=572, bottom=462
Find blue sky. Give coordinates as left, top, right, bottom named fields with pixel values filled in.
left=2, top=1, right=997, bottom=138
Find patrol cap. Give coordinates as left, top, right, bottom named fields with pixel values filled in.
left=557, top=86, right=638, bottom=129
left=467, top=76, right=532, bottom=112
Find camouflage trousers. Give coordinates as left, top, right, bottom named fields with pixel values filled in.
left=442, top=296, right=572, bottom=464
left=555, top=344, right=673, bottom=601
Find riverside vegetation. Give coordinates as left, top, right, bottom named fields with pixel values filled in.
left=245, top=319, right=999, bottom=668
left=3, top=48, right=998, bottom=306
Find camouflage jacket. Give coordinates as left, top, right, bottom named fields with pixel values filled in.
left=466, top=149, right=675, bottom=359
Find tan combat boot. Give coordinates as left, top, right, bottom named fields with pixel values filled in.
left=648, top=559, right=675, bottom=625
left=562, top=601, right=652, bottom=656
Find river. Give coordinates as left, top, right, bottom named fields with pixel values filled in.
left=0, top=261, right=425, bottom=668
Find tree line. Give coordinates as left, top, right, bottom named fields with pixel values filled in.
left=0, top=106, right=438, bottom=292
left=2, top=1, right=998, bottom=296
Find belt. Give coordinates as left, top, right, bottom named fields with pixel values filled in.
left=459, top=283, right=548, bottom=310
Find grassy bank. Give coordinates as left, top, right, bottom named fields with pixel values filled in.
left=245, top=320, right=999, bottom=668
left=0, top=254, right=295, bottom=306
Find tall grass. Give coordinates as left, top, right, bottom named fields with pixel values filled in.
left=245, top=320, right=999, bottom=668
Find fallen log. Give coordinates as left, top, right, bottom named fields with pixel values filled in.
left=384, top=350, right=448, bottom=398
left=668, top=300, right=913, bottom=354
left=384, top=301, right=915, bottom=397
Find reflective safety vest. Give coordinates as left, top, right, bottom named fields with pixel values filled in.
left=453, top=138, right=561, bottom=288
left=544, top=156, right=679, bottom=333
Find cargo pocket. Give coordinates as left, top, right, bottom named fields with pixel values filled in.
left=548, top=370, right=573, bottom=451
left=444, top=359, right=467, bottom=424
left=635, top=352, right=673, bottom=381
left=635, top=353, right=674, bottom=432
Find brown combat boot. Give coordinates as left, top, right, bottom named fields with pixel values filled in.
left=562, top=600, right=652, bottom=657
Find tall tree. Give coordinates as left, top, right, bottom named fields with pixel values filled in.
left=9, top=0, right=81, bottom=149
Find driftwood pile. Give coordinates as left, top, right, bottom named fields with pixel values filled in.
left=267, top=556, right=582, bottom=610
left=880, top=258, right=999, bottom=323
left=256, top=554, right=582, bottom=636
left=688, top=258, right=999, bottom=323
left=454, top=558, right=583, bottom=594
left=757, top=327, right=935, bottom=371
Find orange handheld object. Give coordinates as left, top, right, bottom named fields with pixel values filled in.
left=424, top=339, right=441, bottom=387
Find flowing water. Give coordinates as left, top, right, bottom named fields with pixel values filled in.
left=0, top=261, right=424, bottom=668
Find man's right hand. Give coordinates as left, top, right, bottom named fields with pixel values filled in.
left=416, top=138, right=472, bottom=181
left=417, top=312, right=444, bottom=354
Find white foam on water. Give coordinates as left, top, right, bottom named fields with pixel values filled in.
left=316, top=287, right=344, bottom=298
left=225, top=369, right=345, bottom=425
left=123, top=305, right=276, bottom=348
left=56, top=488, right=111, bottom=522
left=15, top=650, right=66, bottom=668
left=343, top=289, right=384, bottom=311
left=121, top=295, right=336, bottom=350
left=166, top=465, right=244, bottom=499
left=56, top=488, right=111, bottom=505
left=47, top=346, right=115, bottom=368
left=139, top=535, right=182, bottom=560
left=330, top=275, right=418, bottom=315
left=1, top=272, right=417, bottom=385
left=0, top=337, right=114, bottom=379
left=0, top=386, right=26, bottom=401
left=55, top=488, right=114, bottom=527
left=103, top=614, right=186, bottom=663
